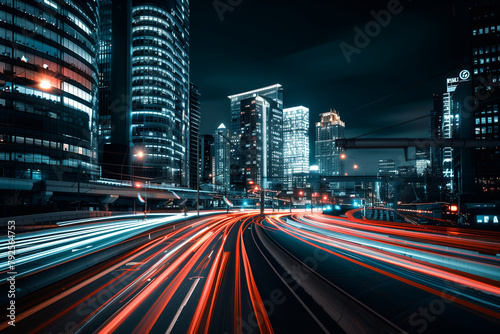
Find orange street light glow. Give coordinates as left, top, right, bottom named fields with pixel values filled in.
left=40, top=80, right=51, bottom=89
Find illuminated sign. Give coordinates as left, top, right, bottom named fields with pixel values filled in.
left=459, top=70, right=470, bottom=81
left=447, top=70, right=471, bottom=85
left=476, top=215, right=499, bottom=224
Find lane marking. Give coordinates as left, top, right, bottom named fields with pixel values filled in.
left=72, top=245, right=92, bottom=252
left=165, top=278, right=201, bottom=334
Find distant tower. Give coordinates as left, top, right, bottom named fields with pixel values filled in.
left=189, top=83, right=201, bottom=189
left=228, top=84, right=284, bottom=191
left=200, top=135, right=214, bottom=185
left=283, top=106, right=310, bottom=189
left=214, top=124, right=230, bottom=193
left=315, top=110, right=345, bottom=186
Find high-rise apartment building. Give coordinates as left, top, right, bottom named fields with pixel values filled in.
left=315, top=110, right=345, bottom=179
left=283, top=106, right=310, bottom=189
left=228, top=84, right=284, bottom=191
left=0, top=0, right=100, bottom=181
left=131, top=0, right=190, bottom=186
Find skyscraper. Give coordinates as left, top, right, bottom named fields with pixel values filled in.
left=315, top=110, right=345, bottom=180
left=471, top=1, right=500, bottom=198
left=442, top=74, right=469, bottom=194
left=131, top=0, right=190, bottom=186
left=200, top=134, right=214, bottom=186
left=98, top=0, right=133, bottom=180
left=189, top=83, right=201, bottom=189
left=0, top=0, right=100, bottom=181
left=214, top=124, right=230, bottom=193
left=228, top=84, right=284, bottom=191
left=430, top=93, right=443, bottom=174
left=283, top=106, right=310, bottom=189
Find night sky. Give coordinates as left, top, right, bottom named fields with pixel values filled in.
left=190, top=0, right=471, bottom=173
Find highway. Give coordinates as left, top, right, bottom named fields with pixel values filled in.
left=1, top=212, right=500, bottom=333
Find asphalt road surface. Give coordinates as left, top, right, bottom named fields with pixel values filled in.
left=1, top=212, right=499, bottom=333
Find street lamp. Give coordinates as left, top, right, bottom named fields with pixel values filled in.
left=40, top=80, right=51, bottom=90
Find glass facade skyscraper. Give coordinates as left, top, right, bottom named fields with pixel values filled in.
left=283, top=106, right=309, bottom=189
left=131, top=0, right=190, bottom=186
left=471, top=1, right=500, bottom=198
left=442, top=77, right=462, bottom=193
left=315, top=110, right=345, bottom=180
left=228, top=84, right=284, bottom=191
left=0, top=0, right=100, bottom=181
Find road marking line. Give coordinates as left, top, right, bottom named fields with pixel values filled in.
left=165, top=278, right=201, bottom=334
left=72, top=245, right=92, bottom=252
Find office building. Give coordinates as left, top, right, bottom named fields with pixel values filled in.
left=442, top=73, right=471, bottom=194
left=283, top=106, right=310, bottom=189
left=98, top=0, right=133, bottom=180
left=0, top=0, right=100, bottom=181
left=228, top=84, right=284, bottom=191
left=378, top=159, right=396, bottom=203
left=378, top=159, right=396, bottom=176
left=471, top=1, right=500, bottom=198
left=131, top=0, right=190, bottom=186
left=200, top=134, right=214, bottom=185
left=398, top=165, right=417, bottom=177
left=214, top=123, right=230, bottom=193
left=416, top=147, right=431, bottom=176
left=430, top=93, right=443, bottom=174
left=315, top=110, right=345, bottom=179
left=189, top=83, right=201, bottom=189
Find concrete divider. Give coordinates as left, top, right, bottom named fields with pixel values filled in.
left=256, top=225, right=406, bottom=334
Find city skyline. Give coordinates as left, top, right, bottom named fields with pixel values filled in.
left=191, top=0, right=473, bottom=172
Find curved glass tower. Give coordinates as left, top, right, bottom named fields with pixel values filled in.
left=131, top=0, right=190, bottom=186
left=0, top=0, right=100, bottom=181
